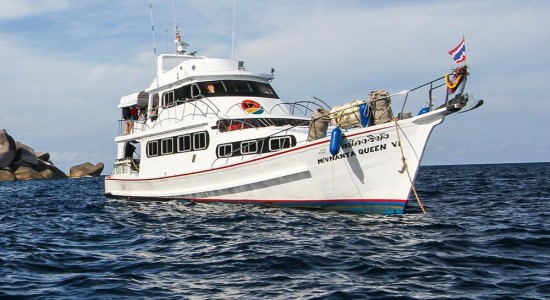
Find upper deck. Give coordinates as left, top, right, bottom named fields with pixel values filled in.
left=116, top=53, right=320, bottom=140
left=149, top=54, right=275, bottom=92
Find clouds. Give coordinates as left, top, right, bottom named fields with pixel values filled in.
left=0, top=0, right=70, bottom=21
left=0, top=0, right=548, bottom=173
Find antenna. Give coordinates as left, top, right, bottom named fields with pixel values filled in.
left=149, top=0, right=159, bottom=87
left=172, top=0, right=188, bottom=55
left=173, top=0, right=177, bottom=54
left=165, top=28, right=168, bottom=52
left=231, top=0, right=237, bottom=60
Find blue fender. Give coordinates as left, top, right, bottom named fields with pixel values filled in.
left=359, top=103, right=370, bottom=127
left=418, top=107, right=430, bottom=115
left=329, top=127, right=342, bottom=156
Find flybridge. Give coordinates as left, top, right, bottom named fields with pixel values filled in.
left=156, top=54, right=204, bottom=74
left=152, top=54, right=274, bottom=89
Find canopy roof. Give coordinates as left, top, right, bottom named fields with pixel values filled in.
left=117, top=92, right=149, bottom=108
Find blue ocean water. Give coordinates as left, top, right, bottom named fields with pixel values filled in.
left=0, top=163, right=548, bottom=299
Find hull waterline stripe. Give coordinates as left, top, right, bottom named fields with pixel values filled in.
left=105, top=194, right=407, bottom=205
left=192, top=198, right=407, bottom=204
left=104, top=195, right=408, bottom=213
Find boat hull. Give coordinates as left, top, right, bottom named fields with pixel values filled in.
left=105, top=108, right=447, bottom=214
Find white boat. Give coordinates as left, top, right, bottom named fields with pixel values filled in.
left=104, top=36, right=482, bottom=214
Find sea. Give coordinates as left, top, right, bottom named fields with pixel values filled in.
left=0, top=163, right=548, bottom=299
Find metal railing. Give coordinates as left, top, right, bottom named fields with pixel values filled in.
left=117, top=68, right=467, bottom=137
left=270, top=97, right=331, bottom=116
left=117, top=96, right=223, bottom=136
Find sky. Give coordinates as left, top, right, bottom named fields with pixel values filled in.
left=0, top=0, right=548, bottom=174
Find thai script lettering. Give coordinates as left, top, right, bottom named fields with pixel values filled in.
left=340, top=133, right=389, bottom=149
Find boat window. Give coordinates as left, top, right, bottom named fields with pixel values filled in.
left=177, top=135, right=192, bottom=152
left=145, top=131, right=209, bottom=158
left=149, top=93, right=160, bottom=120
left=217, top=144, right=233, bottom=158
left=214, top=135, right=296, bottom=158
left=170, top=81, right=279, bottom=100
left=232, top=81, right=253, bottom=93
left=161, top=138, right=174, bottom=155
left=240, top=141, right=258, bottom=155
left=256, top=82, right=276, bottom=96
left=193, top=132, right=208, bottom=150
left=162, top=91, right=175, bottom=107
left=269, top=136, right=292, bottom=151
left=216, top=118, right=308, bottom=131
left=191, top=84, right=201, bottom=99
left=202, top=81, right=227, bottom=96
left=147, top=141, right=159, bottom=157
left=174, top=85, right=191, bottom=104
left=195, top=80, right=279, bottom=99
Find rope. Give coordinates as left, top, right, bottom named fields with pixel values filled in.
left=131, top=159, right=140, bottom=171
left=392, top=118, right=426, bottom=214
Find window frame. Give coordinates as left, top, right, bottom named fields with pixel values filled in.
left=161, top=138, right=174, bottom=155
left=217, top=144, right=233, bottom=158
left=269, top=136, right=292, bottom=152
left=176, top=135, right=192, bottom=153
left=193, top=132, right=208, bottom=150
left=162, top=91, right=175, bottom=107
left=147, top=141, right=159, bottom=157
left=240, top=140, right=258, bottom=155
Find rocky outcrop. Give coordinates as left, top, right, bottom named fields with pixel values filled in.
left=12, top=142, right=39, bottom=168
left=0, top=170, right=16, bottom=181
left=0, top=129, right=17, bottom=169
left=14, top=166, right=44, bottom=180
left=0, top=129, right=104, bottom=181
left=69, top=162, right=105, bottom=178
left=37, top=160, right=67, bottom=179
left=36, top=152, right=51, bottom=163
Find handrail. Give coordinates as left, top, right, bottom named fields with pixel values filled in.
left=117, top=96, right=222, bottom=136
left=270, top=99, right=330, bottom=116
left=118, top=68, right=468, bottom=139
left=396, top=66, right=467, bottom=115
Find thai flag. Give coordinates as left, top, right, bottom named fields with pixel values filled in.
left=449, top=37, right=466, bottom=64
